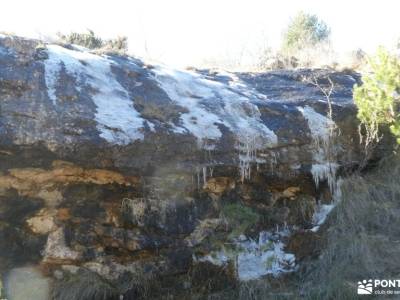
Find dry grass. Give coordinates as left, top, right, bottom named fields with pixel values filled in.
left=52, top=269, right=119, bottom=300
left=300, top=154, right=400, bottom=299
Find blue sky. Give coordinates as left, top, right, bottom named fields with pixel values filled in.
left=1, top=0, right=399, bottom=66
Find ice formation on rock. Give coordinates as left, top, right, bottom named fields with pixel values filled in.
left=298, top=106, right=346, bottom=231
left=311, top=163, right=339, bottom=193
left=196, top=230, right=296, bottom=281
left=153, top=67, right=278, bottom=181
left=310, top=204, right=335, bottom=232
left=298, top=105, right=339, bottom=194
left=310, top=177, right=344, bottom=231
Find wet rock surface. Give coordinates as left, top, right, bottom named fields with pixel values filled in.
left=0, top=35, right=373, bottom=299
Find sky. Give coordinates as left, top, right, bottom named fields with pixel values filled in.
left=1, top=0, right=399, bottom=67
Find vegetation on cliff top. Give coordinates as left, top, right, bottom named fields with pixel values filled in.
left=354, top=47, right=400, bottom=146
left=57, top=30, right=128, bottom=53
left=282, top=11, right=330, bottom=54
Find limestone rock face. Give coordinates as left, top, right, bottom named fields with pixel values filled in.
left=0, top=35, right=373, bottom=298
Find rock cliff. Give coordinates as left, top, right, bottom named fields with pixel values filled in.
left=0, top=35, right=366, bottom=299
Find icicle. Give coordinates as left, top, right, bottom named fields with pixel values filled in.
left=196, top=168, right=200, bottom=190
left=202, top=166, right=207, bottom=186
left=311, top=162, right=339, bottom=194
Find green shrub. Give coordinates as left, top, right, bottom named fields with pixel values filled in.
left=282, top=11, right=330, bottom=53
left=353, top=47, right=400, bottom=145
left=221, top=203, right=259, bottom=237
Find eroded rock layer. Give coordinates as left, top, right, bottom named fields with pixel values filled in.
left=0, top=35, right=367, bottom=299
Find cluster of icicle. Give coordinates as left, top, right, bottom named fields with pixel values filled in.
left=236, top=135, right=279, bottom=182
left=237, top=136, right=264, bottom=182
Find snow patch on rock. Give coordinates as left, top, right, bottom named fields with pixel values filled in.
left=153, top=66, right=277, bottom=180
left=44, top=44, right=153, bottom=144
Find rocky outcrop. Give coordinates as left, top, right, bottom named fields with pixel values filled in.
left=0, top=35, right=368, bottom=299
